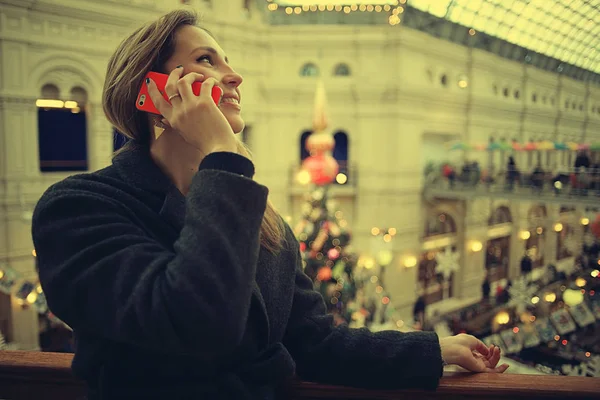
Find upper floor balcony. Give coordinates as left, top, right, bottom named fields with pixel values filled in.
left=424, top=165, right=600, bottom=208
left=1, top=350, right=599, bottom=400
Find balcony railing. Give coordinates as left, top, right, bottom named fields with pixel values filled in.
left=424, top=167, right=600, bottom=207
left=1, top=350, right=599, bottom=400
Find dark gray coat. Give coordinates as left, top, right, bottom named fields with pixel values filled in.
left=32, top=146, right=443, bottom=400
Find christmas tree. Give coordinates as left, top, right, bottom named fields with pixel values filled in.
left=293, top=81, right=402, bottom=331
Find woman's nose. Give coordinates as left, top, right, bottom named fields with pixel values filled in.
left=223, top=69, right=243, bottom=88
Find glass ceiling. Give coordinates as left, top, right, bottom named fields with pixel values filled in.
left=409, top=0, right=600, bottom=74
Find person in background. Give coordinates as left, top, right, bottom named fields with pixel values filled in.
left=31, top=9, right=507, bottom=400
left=505, top=156, right=519, bottom=191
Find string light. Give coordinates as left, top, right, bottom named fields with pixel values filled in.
left=270, top=2, right=397, bottom=14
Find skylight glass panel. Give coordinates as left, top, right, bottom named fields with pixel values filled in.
left=406, top=0, right=599, bottom=74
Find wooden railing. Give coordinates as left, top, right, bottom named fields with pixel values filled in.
left=1, top=350, right=599, bottom=400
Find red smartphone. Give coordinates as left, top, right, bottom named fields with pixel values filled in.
left=136, top=71, right=223, bottom=115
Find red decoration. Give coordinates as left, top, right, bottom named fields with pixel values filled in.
left=328, top=248, right=340, bottom=260
left=302, top=154, right=339, bottom=185
left=299, top=242, right=307, bottom=252
left=317, top=266, right=332, bottom=281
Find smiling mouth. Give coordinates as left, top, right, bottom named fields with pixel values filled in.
left=220, top=97, right=239, bottom=105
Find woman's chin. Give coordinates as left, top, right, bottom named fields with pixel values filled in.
left=228, top=117, right=245, bottom=134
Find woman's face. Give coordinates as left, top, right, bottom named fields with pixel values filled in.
left=164, top=26, right=245, bottom=133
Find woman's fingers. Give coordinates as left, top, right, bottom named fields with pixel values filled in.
left=198, top=77, right=221, bottom=103
left=146, top=79, right=172, bottom=120
left=177, top=73, right=204, bottom=102
left=164, top=66, right=184, bottom=104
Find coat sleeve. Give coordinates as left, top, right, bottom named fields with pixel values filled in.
left=282, top=235, right=444, bottom=390
left=32, top=169, right=266, bottom=359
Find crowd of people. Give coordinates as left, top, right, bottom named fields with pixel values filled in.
left=438, top=151, right=600, bottom=196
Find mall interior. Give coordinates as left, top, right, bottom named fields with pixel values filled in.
left=0, top=0, right=599, bottom=394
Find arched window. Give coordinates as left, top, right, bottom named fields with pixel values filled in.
left=300, top=63, right=319, bottom=77
left=333, top=131, right=348, bottom=184
left=424, top=212, right=456, bottom=237
left=526, top=205, right=547, bottom=269
left=528, top=205, right=547, bottom=226
left=299, top=130, right=312, bottom=162
left=38, top=85, right=88, bottom=172
left=418, top=245, right=456, bottom=305
left=333, top=63, right=351, bottom=76
left=488, top=206, right=512, bottom=225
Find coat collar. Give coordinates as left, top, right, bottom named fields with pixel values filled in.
left=113, top=145, right=186, bottom=232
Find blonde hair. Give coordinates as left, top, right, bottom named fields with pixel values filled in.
left=102, top=9, right=285, bottom=253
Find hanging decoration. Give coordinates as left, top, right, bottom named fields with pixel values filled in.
left=0, top=259, right=64, bottom=326
left=434, top=247, right=460, bottom=280
left=508, top=277, right=538, bottom=313
left=300, top=81, right=339, bottom=186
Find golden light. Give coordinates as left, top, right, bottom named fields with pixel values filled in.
left=586, top=352, right=591, bottom=357
left=575, top=277, right=587, bottom=287
left=531, top=296, right=540, bottom=304
left=458, top=79, right=468, bottom=89
left=26, top=292, right=38, bottom=304
left=403, top=255, right=417, bottom=268
left=393, top=6, right=404, bottom=15
left=375, top=285, right=383, bottom=293
left=553, top=223, right=563, bottom=232
left=268, top=3, right=278, bottom=10
left=64, top=101, right=78, bottom=109
left=371, top=227, right=380, bottom=236
left=536, top=227, right=543, bottom=235
left=377, top=250, right=394, bottom=266
left=494, top=311, right=510, bottom=325
left=285, top=7, right=293, bottom=14
left=296, top=169, right=311, bottom=185
left=383, top=234, right=392, bottom=243
left=581, top=217, right=590, bottom=226
left=388, top=227, right=397, bottom=236
left=591, top=269, right=599, bottom=278
left=335, top=173, right=348, bottom=184
left=370, top=275, right=378, bottom=283
left=382, top=296, right=390, bottom=305
left=32, top=249, right=37, bottom=257
left=470, top=240, right=483, bottom=252
left=396, top=320, right=404, bottom=328
left=544, top=292, right=557, bottom=303
left=367, top=5, right=374, bottom=12
left=36, top=99, right=64, bottom=108
left=71, top=107, right=81, bottom=114
left=388, top=14, right=401, bottom=25
left=468, top=28, right=476, bottom=36
left=364, top=257, right=375, bottom=269
left=519, top=230, right=531, bottom=240
left=0, top=270, right=4, bottom=280
left=36, top=284, right=43, bottom=294
left=294, top=6, right=302, bottom=14
left=563, top=288, right=584, bottom=306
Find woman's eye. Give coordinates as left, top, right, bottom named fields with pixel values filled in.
left=196, top=55, right=212, bottom=64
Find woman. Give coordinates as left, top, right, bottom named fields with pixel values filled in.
left=32, top=9, right=507, bottom=400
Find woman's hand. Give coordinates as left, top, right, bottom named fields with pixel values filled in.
left=440, top=334, right=509, bottom=373
left=146, top=66, right=237, bottom=155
